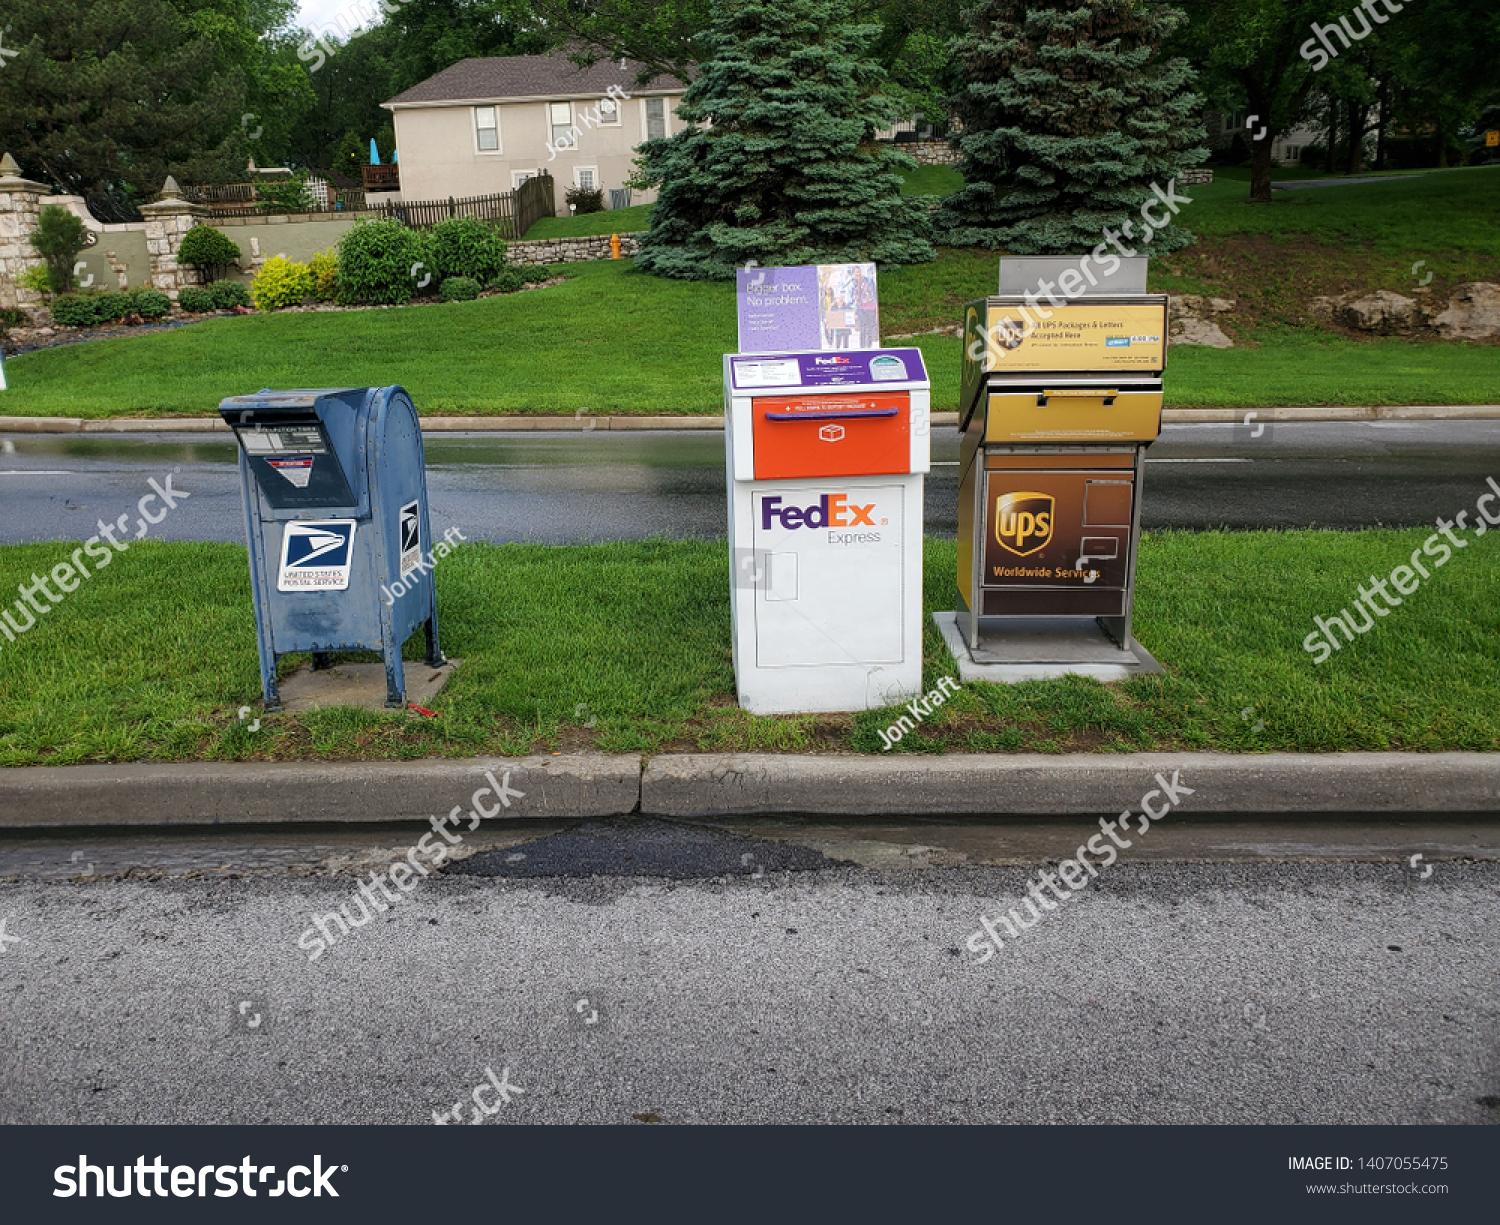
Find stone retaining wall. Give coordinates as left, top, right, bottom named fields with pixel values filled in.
left=897, top=140, right=961, bottom=166
left=507, top=232, right=644, bottom=264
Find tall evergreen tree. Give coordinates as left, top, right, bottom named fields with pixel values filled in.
left=938, top=0, right=1206, bottom=254
left=633, top=0, right=935, bottom=281
left=0, top=0, right=252, bottom=219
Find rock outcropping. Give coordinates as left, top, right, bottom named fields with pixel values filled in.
left=1308, top=283, right=1500, bottom=339
left=1168, top=295, right=1236, bottom=348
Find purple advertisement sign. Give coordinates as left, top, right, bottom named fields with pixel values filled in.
left=736, top=266, right=819, bottom=353
left=736, top=264, right=880, bottom=353
left=729, top=348, right=927, bottom=391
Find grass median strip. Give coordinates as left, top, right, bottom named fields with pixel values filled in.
left=0, top=529, right=1495, bottom=766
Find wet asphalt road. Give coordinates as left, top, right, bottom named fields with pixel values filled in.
left=0, top=816, right=1495, bottom=1126
left=1, top=420, right=1497, bottom=545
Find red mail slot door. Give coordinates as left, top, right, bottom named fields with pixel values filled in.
left=751, top=391, right=911, bottom=480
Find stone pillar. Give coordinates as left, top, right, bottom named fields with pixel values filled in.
left=0, top=152, right=53, bottom=312
left=138, top=177, right=208, bottom=298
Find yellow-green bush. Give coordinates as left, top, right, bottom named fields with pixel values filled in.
left=250, top=256, right=313, bottom=310
left=308, top=249, right=339, bottom=302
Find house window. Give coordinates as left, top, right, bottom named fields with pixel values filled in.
left=645, top=97, right=667, bottom=141
left=597, top=96, right=622, bottom=125
left=512, top=170, right=539, bottom=189
left=550, top=101, right=573, bottom=147
left=475, top=106, right=499, bottom=152
left=574, top=166, right=598, bottom=191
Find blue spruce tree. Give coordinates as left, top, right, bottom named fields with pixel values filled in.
left=938, top=0, right=1207, bottom=255
left=633, top=0, right=936, bottom=280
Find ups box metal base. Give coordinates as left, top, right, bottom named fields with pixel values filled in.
left=934, top=612, right=1163, bottom=684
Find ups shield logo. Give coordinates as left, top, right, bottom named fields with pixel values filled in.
left=995, top=491, right=1054, bottom=556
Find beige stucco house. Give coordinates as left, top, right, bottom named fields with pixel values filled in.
left=382, top=53, right=688, bottom=214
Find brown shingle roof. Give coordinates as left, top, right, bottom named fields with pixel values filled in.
left=384, top=53, right=687, bottom=108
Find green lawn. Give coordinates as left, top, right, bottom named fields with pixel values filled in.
left=1185, top=165, right=1500, bottom=258
left=526, top=202, right=652, bottom=238
left=898, top=164, right=963, bottom=196
left=4, top=256, right=1495, bottom=416
left=1, top=528, right=1496, bottom=765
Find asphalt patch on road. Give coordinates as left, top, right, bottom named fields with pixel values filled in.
left=447, top=818, right=844, bottom=880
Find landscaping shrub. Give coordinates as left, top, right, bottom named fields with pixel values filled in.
left=129, top=288, right=172, bottom=320
left=486, top=268, right=525, bottom=294
left=17, top=266, right=52, bottom=297
left=208, top=281, right=251, bottom=310
left=426, top=215, right=508, bottom=283
left=336, top=216, right=426, bottom=305
left=92, top=291, right=133, bottom=323
left=440, top=276, right=481, bottom=302
left=565, top=185, right=605, bottom=215
left=514, top=264, right=552, bottom=284
left=255, top=175, right=315, bottom=212
left=308, top=249, right=339, bottom=302
left=50, top=293, right=102, bottom=327
left=177, top=225, right=241, bottom=283
left=29, top=205, right=89, bottom=294
left=250, top=256, right=313, bottom=310
left=0, top=307, right=29, bottom=341
left=177, top=286, right=215, bottom=313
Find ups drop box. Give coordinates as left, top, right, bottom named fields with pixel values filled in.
left=954, top=260, right=1167, bottom=659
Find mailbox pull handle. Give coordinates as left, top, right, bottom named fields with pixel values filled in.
left=763, top=408, right=900, bottom=422
left=1036, top=392, right=1117, bottom=407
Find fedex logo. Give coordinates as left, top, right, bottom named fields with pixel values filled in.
left=761, top=494, right=874, bottom=530
left=813, top=356, right=851, bottom=365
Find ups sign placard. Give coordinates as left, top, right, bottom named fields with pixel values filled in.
left=982, top=471, right=1133, bottom=591
left=994, top=491, right=1054, bottom=556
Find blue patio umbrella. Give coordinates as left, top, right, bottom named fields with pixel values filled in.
left=369, top=139, right=380, bottom=166
left=393, top=149, right=398, bottom=163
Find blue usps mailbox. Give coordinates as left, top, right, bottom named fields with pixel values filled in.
left=219, top=386, right=445, bottom=711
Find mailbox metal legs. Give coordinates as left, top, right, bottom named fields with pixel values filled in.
left=378, top=609, right=444, bottom=710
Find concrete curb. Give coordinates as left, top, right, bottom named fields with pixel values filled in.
left=0, top=755, right=642, bottom=829
left=1, top=751, right=1496, bottom=829
left=639, top=753, right=1500, bottom=817
left=4, top=406, right=1499, bottom=435
left=1165, top=405, right=1500, bottom=423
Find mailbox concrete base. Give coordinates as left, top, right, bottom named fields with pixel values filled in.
left=274, top=658, right=459, bottom=714
left=933, top=612, right=1162, bottom=684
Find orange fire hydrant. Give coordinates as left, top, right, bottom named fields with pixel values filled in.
left=610, top=233, right=621, bottom=260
